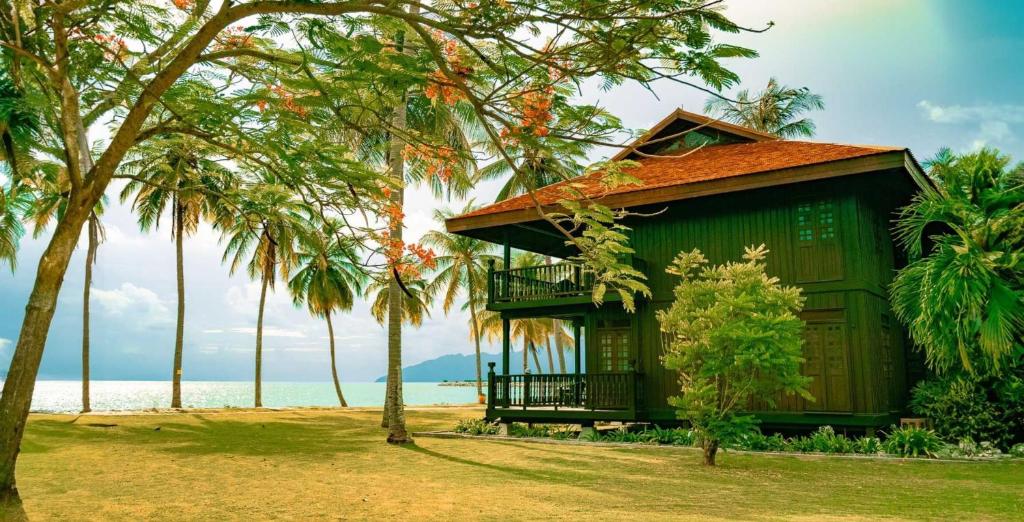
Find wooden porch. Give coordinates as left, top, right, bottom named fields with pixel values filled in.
left=485, top=363, right=644, bottom=422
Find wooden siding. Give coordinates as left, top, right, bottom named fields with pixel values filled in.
left=591, top=172, right=913, bottom=420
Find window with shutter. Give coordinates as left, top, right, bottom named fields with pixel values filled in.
left=795, top=199, right=844, bottom=282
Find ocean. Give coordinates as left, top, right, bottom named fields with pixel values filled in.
left=7, top=380, right=481, bottom=413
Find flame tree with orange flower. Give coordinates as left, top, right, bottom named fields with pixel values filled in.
left=0, top=0, right=765, bottom=496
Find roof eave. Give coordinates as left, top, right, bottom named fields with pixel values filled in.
left=446, top=150, right=913, bottom=235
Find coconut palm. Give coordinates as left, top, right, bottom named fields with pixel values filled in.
left=0, top=186, right=29, bottom=272
left=422, top=203, right=500, bottom=398
left=478, top=148, right=581, bottom=202
left=288, top=222, right=364, bottom=407
left=220, top=183, right=304, bottom=407
left=0, top=72, right=41, bottom=272
left=0, top=73, right=39, bottom=185
left=367, top=273, right=435, bottom=328
left=362, top=82, right=478, bottom=441
left=120, top=136, right=229, bottom=408
left=704, top=78, right=824, bottom=138
left=891, top=148, right=1024, bottom=377
left=20, top=160, right=105, bottom=413
left=479, top=309, right=549, bottom=373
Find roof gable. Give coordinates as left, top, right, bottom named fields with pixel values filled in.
left=612, top=108, right=779, bottom=161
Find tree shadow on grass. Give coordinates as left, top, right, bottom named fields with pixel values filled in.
left=400, top=443, right=594, bottom=485
left=0, top=493, right=28, bottom=521
left=24, top=414, right=381, bottom=458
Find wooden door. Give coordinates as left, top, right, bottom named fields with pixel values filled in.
left=803, top=321, right=852, bottom=412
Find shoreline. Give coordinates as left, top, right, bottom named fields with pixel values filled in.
left=30, top=404, right=485, bottom=417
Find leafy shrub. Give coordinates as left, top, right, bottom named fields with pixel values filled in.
left=509, top=423, right=550, bottom=438
left=454, top=418, right=499, bottom=436
left=659, top=246, right=810, bottom=465
left=649, top=426, right=697, bottom=446
left=1010, top=443, right=1024, bottom=458
left=733, top=431, right=787, bottom=452
left=910, top=371, right=1024, bottom=450
left=547, top=425, right=578, bottom=440
left=807, top=426, right=854, bottom=454
left=854, top=436, right=883, bottom=455
left=883, top=425, right=944, bottom=458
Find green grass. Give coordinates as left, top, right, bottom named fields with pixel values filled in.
left=7, top=407, right=1024, bottom=520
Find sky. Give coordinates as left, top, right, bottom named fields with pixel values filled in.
left=2, top=0, right=1022, bottom=382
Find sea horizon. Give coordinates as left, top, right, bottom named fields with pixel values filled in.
left=3, top=380, right=482, bottom=413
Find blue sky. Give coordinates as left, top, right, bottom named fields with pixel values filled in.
left=2, top=0, right=1022, bottom=382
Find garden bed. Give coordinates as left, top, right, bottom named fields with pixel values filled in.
left=435, top=419, right=1024, bottom=462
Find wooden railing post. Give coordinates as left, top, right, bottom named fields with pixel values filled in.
left=486, top=362, right=496, bottom=410
left=523, top=371, right=531, bottom=410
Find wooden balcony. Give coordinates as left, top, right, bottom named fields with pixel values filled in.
left=485, top=363, right=643, bottom=422
left=487, top=261, right=595, bottom=308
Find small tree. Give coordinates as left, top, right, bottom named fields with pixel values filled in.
left=658, top=245, right=810, bottom=466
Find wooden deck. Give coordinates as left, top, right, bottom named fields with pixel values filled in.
left=485, top=365, right=644, bottom=423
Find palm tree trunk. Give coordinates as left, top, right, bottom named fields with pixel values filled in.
left=531, top=342, right=542, bottom=374
left=0, top=200, right=91, bottom=500
left=467, top=277, right=483, bottom=398
left=81, top=214, right=98, bottom=413
left=545, top=338, right=555, bottom=374
left=171, top=199, right=185, bottom=409
left=383, top=19, right=414, bottom=443
left=254, top=269, right=269, bottom=408
left=1, top=131, right=21, bottom=185
left=523, top=338, right=529, bottom=373
left=556, top=330, right=567, bottom=374
left=326, top=311, right=348, bottom=407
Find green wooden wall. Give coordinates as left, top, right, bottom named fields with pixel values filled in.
left=584, top=170, right=917, bottom=423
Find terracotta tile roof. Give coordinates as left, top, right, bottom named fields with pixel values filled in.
left=457, top=141, right=905, bottom=220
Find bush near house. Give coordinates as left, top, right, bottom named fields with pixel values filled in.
left=658, top=245, right=810, bottom=466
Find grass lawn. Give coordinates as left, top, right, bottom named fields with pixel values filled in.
left=5, top=407, right=1023, bottom=520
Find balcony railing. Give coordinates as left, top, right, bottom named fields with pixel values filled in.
left=488, top=262, right=593, bottom=304
left=487, top=363, right=642, bottom=411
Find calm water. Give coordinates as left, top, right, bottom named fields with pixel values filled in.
left=8, top=381, right=480, bottom=413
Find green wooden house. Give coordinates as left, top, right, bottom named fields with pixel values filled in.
left=446, top=109, right=934, bottom=428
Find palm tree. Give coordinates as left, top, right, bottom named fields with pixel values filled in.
left=79, top=212, right=104, bottom=413
left=478, top=148, right=580, bottom=202
left=0, top=73, right=39, bottom=185
left=220, top=183, right=303, bottom=407
left=120, top=136, right=228, bottom=408
left=422, top=203, right=500, bottom=398
left=288, top=222, right=364, bottom=407
left=704, top=78, right=824, bottom=138
left=479, top=310, right=549, bottom=373
left=20, top=161, right=105, bottom=413
left=542, top=319, right=573, bottom=374
left=367, top=273, right=435, bottom=328
left=365, top=41, right=478, bottom=441
left=891, top=147, right=1024, bottom=377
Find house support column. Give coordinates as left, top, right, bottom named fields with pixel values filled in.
left=573, top=319, right=582, bottom=375
left=502, top=318, right=510, bottom=375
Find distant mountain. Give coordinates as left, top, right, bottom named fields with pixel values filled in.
left=375, top=351, right=576, bottom=382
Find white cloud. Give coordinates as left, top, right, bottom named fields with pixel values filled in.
left=229, top=326, right=306, bottom=338
left=202, top=329, right=225, bottom=334
left=90, top=283, right=171, bottom=327
left=0, top=338, right=11, bottom=352
left=918, top=101, right=1024, bottom=124
left=918, top=100, right=1020, bottom=152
